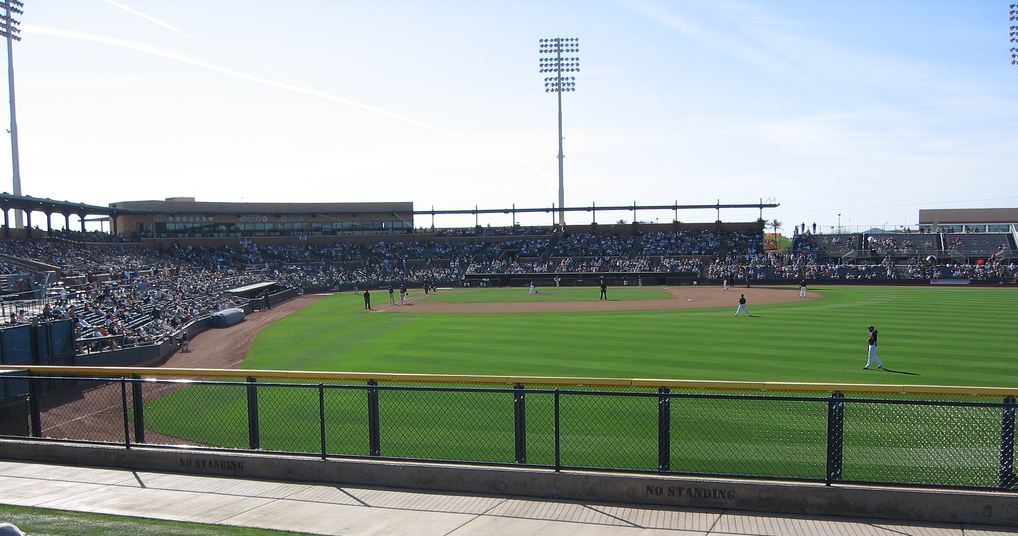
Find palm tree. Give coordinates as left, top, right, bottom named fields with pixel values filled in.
left=768, top=219, right=782, bottom=250
left=769, top=219, right=782, bottom=239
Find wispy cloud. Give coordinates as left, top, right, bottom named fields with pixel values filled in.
left=23, top=24, right=551, bottom=184
left=101, top=0, right=191, bottom=39
left=620, top=0, right=1015, bottom=105
left=619, top=0, right=796, bottom=78
left=25, top=24, right=459, bottom=136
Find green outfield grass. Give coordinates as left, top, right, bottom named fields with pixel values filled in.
left=0, top=504, right=310, bottom=535
left=239, top=285, right=1018, bottom=386
left=419, top=286, right=672, bottom=303
left=143, top=286, right=1018, bottom=487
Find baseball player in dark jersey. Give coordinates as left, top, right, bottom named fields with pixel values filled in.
left=799, top=279, right=808, bottom=299
left=734, top=294, right=750, bottom=316
left=864, top=325, right=884, bottom=369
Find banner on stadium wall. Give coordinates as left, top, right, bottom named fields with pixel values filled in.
left=930, top=279, right=971, bottom=285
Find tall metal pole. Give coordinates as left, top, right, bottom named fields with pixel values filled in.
left=1, top=1, right=22, bottom=228
left=540, top=37, right=579, bottom=228
left=556, top=66, right=564, bottom=227
left=6, top=22, right=20, bottom=227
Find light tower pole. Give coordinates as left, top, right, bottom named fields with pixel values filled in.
left=539, top=37, right=579, bottom=227
left=1, top=0, right=23, bottom=228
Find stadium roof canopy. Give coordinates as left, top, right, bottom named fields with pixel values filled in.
left=918, top=208, right=1018, bottom=224
left=110, top=198, right=412, bottom=217
left=110, top=197, right=778, bottom=218
left=0, top=192, right=141, bottom=217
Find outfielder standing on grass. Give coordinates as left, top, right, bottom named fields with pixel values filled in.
left=864, top=325, right=884, bottom=370
left=599, top=279, right=608, bottom=300
left=734, top=294, right=751, bottom=316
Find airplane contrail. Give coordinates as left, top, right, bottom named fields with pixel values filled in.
left=25, top=25, right=460, bottom=135
left=24, top=24, right=552, bottom=184
left=94, top=0, right=550, bottom=184
left=101, top=0, right=192, bottom=39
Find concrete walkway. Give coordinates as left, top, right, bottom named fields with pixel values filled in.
left=0, top=460, right=1015, bottom=535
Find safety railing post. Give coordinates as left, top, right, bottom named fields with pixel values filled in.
left=120, top=378, right=131, bottom=449
left=658, top=387, right=670, bottom=472
left=318, top=384, right=327, bottom=461
left=246, top=377, right=260, bottom=450
left=1000, top=396, right=1016, bottom=489
left=825, top=391, right=845, bottom=485
left=554, top=389, right=561, bottom=472
left=131, top=375, right=145, bottom=444
left=27, top=374, right=41, bottom=438
left=513, top=384, right=526, bottom=464
left=367, top=380, right=380, bottom=457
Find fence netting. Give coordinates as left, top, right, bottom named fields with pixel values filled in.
left=1, top=374, right=1013, bottom=492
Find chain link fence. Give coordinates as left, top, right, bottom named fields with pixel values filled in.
left=0, top=373, right=1014, bottom=491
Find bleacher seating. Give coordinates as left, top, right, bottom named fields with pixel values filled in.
left=1, top=224, right=1015, bottom=355
left=944, top=234, right=1013, bottom=257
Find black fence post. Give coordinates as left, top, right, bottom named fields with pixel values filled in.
left=367, top=380, right=380, bottom=457
left=27, top=375, right=41, bottom=438
left=246, top=377, right=260, bottom=450
left=131, top=375, right=145, bottom=444
left=1000, top=395, right=1016, bottom=489
left=658, top=387, right=670, bottom=472
left=826, top=391, right=845, bottom=485
left=513, top=384, right=526, bottom=464
left=120, top=378, right=131, bottom=449
left=318, top=384, right=327, bottom=461
left=553, top=389, right=561, bottom=472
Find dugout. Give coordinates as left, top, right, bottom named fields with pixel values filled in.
left=225, top=281, right=282, bottom=299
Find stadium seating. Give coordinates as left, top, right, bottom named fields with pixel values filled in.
left=0, top=225, right=1015, bottom=352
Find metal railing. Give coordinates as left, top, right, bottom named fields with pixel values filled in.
left=0, top=366, right=1015, bottom=492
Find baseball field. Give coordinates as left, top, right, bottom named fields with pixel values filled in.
left=240, top=285, right=1017, bottom=386
left=143, top=285, right=1018, bottom=485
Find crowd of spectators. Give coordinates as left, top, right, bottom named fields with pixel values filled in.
left=3, top=263, right=253, bottom=353
left=0, top=227, right=1015, bottom=352
left=640, top=230, right=719, bottom=256
left=433, top=225, right=551, bottom=237
left=553, top=233, right=634, bottom=257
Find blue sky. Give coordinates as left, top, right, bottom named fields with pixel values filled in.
left=3, top=1, right=1016, bottom=231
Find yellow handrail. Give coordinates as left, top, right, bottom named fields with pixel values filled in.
left=1, top=365, right=1016, bottom=397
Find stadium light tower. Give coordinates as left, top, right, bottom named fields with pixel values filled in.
left=539, top=37, right=579, bottom=227
left=1011, top=4, right=1017, bottom=65
left=1, top=0, right=23, bottom=228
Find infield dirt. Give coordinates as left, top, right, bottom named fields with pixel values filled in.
left=380, top=286, right=818, bottom=314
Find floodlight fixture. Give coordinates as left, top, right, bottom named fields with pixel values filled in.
left=1, top=0, right=22, bottom=227
left=1012, top=5, right=1018, bottom=64
left=539, top=37, right=580, bottom=227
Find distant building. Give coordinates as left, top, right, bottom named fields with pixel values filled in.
left=918, top=208, right=1018, bottom=234
left=111, top=197, right=413, bottom=239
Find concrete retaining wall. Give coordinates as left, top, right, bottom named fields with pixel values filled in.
left=73, top=317, right=213, bottom=368
left=0, top=440, right=1013, bottom=527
